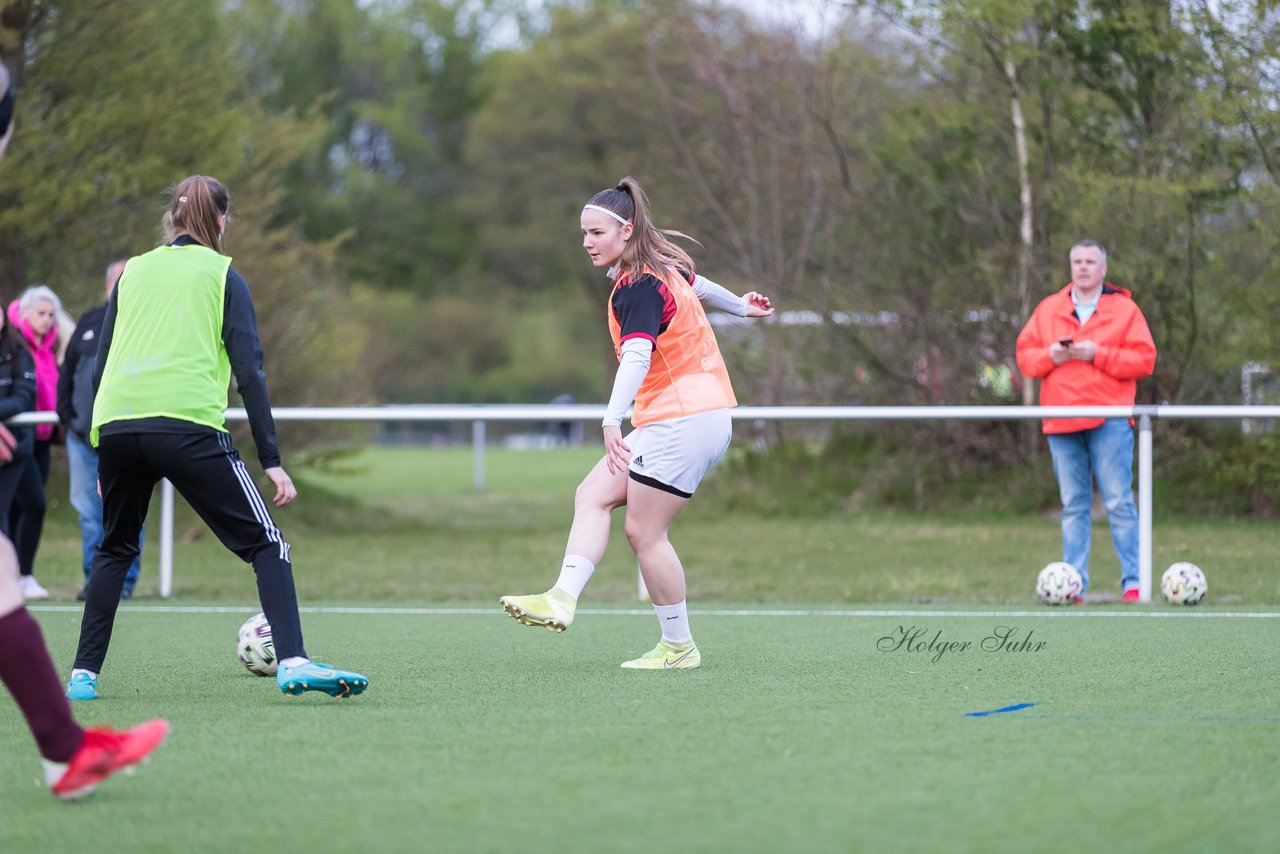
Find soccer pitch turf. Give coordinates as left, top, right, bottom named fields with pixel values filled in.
left=5, top=604, right=1278, bottom=852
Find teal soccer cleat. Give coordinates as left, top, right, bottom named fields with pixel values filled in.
left=66, top=672, right=98, bottom=701
left=276, top=661, right=368, bottom=699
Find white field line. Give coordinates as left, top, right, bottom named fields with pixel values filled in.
left=27, top=605, right=1280, bottom=619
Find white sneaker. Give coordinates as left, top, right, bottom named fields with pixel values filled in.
left=19, top=575, right=49, bottom=600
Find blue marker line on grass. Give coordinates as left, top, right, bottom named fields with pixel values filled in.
left=966, top=702, right=1037, bottom=718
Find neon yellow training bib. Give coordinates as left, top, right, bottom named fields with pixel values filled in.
left=91, top=243, right=233, bottom=446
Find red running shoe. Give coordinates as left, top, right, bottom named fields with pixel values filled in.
left=1122, top=588, right=1141, bottom=603
left=51, top=719, right=170, bottom=800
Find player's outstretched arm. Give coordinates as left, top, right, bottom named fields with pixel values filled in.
left=690, top=273, right=773, bottom=318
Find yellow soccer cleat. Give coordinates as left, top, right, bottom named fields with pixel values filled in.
left=620, top=639, right=700, bottom=670
left=499, top=588, right=576, bottom=632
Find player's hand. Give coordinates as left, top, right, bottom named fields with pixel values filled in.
left=1049, top=341, right=1071, bottom=366
left=602, top=425, right=631, bottom=476
left=1067, top=340, right=1097, bottom=363
left=744, top=292, right=774, bottom=317
left=0, top=422, right=14, bottom=464
left=264, top=466, right=297, bottom=507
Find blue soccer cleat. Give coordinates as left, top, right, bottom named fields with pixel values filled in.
left=66, top=672, right=98, bottom=701
left=276, top=661, right=368, bottom=699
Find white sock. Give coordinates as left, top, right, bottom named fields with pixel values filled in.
left=654, top=600, right=692, bottom=644
left=280, top=657, right=309, bottom=668
left=70, top=668, right=97, bottom=680
left=42, top=759, right=68, bottom=788
left=553, top=554, right=596, bottom=600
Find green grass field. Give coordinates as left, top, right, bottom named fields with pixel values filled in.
left=4, top=446, right=1280, bottom=851
left=17, top=446, right=1280, bottom=605
left=5, top=607, right=1279, bottom=852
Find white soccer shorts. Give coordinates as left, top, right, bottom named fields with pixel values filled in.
left=625, top=408, right=733, bottom=498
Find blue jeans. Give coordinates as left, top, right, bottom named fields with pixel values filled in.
left=1046, top=419, right=1140, bottom=594
left=67, top=432, right=143, bottom=593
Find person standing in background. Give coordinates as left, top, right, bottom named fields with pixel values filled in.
left=0, top=296, right=37, bottom=533
left=0, top=57, right=169, bottom=801
left=58, top=260, right=145, bottom=600
left=7, top=285, right=64, bottom=599
left=1016, top=240, right=1157, bottom=602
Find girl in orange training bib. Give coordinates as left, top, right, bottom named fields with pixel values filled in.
left=500, top=176, right=773, bottom=669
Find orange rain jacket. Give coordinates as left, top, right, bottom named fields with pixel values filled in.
left=1016, top=282, right=1156, bottom=435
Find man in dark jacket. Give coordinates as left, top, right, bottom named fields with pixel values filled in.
left=57, top=260, right=143, bottom=599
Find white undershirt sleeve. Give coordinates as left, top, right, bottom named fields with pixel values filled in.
left=691, top=274, right=749, bottom=316
left=603, top=338, right=653, bottom=428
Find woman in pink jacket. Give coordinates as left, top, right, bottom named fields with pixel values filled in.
left=7, top=286, right=63, bottom=600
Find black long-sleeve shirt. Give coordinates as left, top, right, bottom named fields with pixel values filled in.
left=93, top=236, right=281, bottom=469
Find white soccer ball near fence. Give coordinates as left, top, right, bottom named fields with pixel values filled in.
left=1161, top=562, right=1207, bottom=606
left=1036, top=561, right=1083, bottom=605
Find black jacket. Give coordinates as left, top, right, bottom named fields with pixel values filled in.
left=57, top=302, right=107, bottom=443
left=0, top=337, right=37, bottom=461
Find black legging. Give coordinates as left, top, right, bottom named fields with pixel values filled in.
left=74, top=429, right=306, bottom=673
left=0, top=458, right=26, bottom=539
left=9, top=439, right=50, bottom=577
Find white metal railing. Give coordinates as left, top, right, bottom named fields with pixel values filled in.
left=12, top=404, right=1280, bottom=603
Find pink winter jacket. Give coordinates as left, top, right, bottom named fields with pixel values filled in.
left=7, top=300, right=59, bottom=442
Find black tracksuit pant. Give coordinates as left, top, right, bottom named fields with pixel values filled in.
left=73, top=428, right=306, bottom=672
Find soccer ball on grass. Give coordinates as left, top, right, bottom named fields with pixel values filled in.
left=237, top=612, right=277, bottom=676
left=1161, top=562, right=1207, bottom=606
left=1036, top=561, right=1083, bottom=605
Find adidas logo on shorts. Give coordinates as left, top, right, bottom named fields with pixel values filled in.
left=633, top=455, right=645, bottom=468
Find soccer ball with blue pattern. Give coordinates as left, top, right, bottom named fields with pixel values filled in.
left=1036, top=561, right=1083, bottom=605
left=1161, top=562, right=1207, bottom=606
left=237, top=612, right=277, bottom=676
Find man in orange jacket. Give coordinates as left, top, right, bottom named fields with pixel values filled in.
left=1016, top=240, right=1157, bottom=602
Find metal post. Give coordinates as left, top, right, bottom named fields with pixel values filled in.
left=159, top=479, right=175, bottom=599
left=1138, top=414, right=1154, bottom=603
left=472, top=420, right=486, bottom=492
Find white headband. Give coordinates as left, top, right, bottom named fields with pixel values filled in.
left=582, top=204, right=629, bottom=226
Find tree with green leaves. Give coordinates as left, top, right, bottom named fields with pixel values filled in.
left=225, top=0, right=494, bottom=296
left=0, top=0, right=371, bottom=416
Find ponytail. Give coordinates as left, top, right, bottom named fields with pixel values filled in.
left=162, top=175, right=230, bottom=253
left=584, top=176, right=698, bottom=280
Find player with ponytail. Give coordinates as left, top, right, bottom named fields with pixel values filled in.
left=501, top=176, right=773, bottom=669
left=66, top=175, right=368, bottom=701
